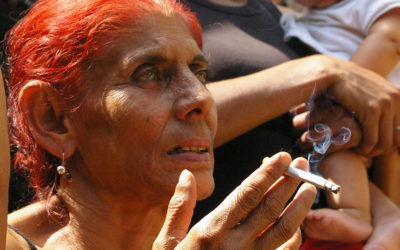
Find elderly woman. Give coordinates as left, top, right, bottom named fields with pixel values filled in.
left=1, top=0, right=318, bottom=249
left=1, top=0, right=400, bottom=249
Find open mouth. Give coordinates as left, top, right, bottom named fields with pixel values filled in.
left=167, top=146, right=208, bottom=154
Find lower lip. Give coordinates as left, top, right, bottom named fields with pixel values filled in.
left=167, top=151, right=212, bottom=163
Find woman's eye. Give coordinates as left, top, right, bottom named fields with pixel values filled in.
left=129, top=65, right=162, bottom=89
left=195, top=70, right=208, bottom=84
left=131, top=64, right=161, bottom=83
left=136, top=68, right=160, bottom=82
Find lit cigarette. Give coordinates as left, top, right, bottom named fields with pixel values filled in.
left=262, top=158, right=340, bottom=193
left=285, top=162, right=341, bottom=194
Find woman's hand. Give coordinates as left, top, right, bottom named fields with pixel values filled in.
left=154, top=152, right=317, bottom=250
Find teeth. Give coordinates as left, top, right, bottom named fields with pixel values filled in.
left=181, top=147, right=207, bottom=152
left=169, top=146, right=207, bottom=154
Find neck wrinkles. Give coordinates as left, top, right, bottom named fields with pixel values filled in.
left=51, top=174, right=168, bottom=249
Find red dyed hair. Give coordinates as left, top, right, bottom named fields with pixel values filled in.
left=4, top=0, right=202, bottom=203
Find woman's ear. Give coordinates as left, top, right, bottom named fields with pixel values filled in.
left=18, top=80, right=77, bottom=158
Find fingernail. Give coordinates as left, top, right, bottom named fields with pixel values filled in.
left=305, top=162, right=310, bottom=171
left=289, top=107, right=297, bottom=116
left=262, top=157, right=270, bottom=164
left=261, top=154, right=279, bottom=166
left=292, top=115, right=302, bottom=126
left=179, top=169, right=191, bottom=185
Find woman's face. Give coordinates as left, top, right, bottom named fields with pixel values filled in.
left=69, top=14, right=217, bottom=202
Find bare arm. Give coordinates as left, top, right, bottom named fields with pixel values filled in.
left=208, top=55, right=334, bottom=148
left=351, top=8, right=400, bottom=77
left=351, top=8, right=400, bottom=203
left=208, top=54, right=400, bottom=156
left=364, top=182, right=400, bottom=249
left=0, top=72, right=10, bottom=250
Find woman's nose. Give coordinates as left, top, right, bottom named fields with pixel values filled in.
left=174, top=72, right=215, bottom=122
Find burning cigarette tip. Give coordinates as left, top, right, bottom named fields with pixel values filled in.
left=325, top=182, right=341, bottom=194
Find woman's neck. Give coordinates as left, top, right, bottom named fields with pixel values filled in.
left=45, top=173, right=169, bottom=249
left=206, top=0, right=248, bottom=7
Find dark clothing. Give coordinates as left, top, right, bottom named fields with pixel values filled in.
left=188, top=0, right=300, bottom=81
left=186, top=0, right=315, bottom=224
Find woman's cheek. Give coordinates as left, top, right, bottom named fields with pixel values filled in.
left=104, top=90, right=135, bottom=120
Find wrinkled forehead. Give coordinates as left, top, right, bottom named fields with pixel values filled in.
left=97, top=14, right=200, bottom=60
left=82, top=14, right=203, bottom=82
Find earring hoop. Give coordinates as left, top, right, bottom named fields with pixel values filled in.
left=57, top=152, right=72, bottom=179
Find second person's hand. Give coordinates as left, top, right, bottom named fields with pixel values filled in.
left=327, top=58, right=400, bottom=156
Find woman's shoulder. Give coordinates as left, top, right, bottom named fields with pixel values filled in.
left=8, top=200, right=65, bottom=249
left=7, top=224, right=38, bottom=250
left=7, top=226, right=34, bottom=250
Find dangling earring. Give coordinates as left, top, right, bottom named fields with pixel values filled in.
left=57, top=152, right=72, bottom=179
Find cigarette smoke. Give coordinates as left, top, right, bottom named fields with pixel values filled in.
left=303, top=86, right=352, bottom=171
left=307, top=123, right=351, bottom=168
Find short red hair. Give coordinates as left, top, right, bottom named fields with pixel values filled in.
left=4, top=0, right=202, bottom=203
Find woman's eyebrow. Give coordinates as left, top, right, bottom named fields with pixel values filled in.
left=121, top=54, right=206, bottom=70
left=122, top=53, right=166, bottom=65
left=139, top=54, right=167, bottom=64
left=142, top=54, right=206, bottom=64
left=120, top=54, right=166, bottom=72
left=192, top=54, right=207, bottom=64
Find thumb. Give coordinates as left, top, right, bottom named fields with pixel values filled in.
left=153, top=169, right=197, bottom=250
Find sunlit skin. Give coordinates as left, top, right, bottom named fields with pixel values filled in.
left=288, top=0, right=400, bottom=243
left=66, top=14, right=217, bottom=204
left=4, top=1, right=400, bottom=248
left=7, top=11, right=317, bottom=249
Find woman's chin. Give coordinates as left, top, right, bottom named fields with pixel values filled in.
left=195, top=172, right=215, bottom=201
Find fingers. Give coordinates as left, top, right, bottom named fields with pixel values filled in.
left=386, top=88, right=400, bottom=149
left=393, top=99, right=400, bottom=147
left=292, top=111, right=310, bottom=131
left=289, top=103, right=309, bottom=118
left=356, top=105, right=383, bottom=156
left=153, top=170, right=197, bottom=250
left=257, top=182, right=316, bottom=249
left=323, top=68, right=400, bottom=155
left=371, top=104, right=393, bottom=157
left=181, top=154, right=316, bottom=249
left=356, top=86, right=400, bottom=155
left=276, top=227, right=302, bottom=250
left=237, top=157, right=309, bottom=241
left=211, top=152, right=292, bottom=230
